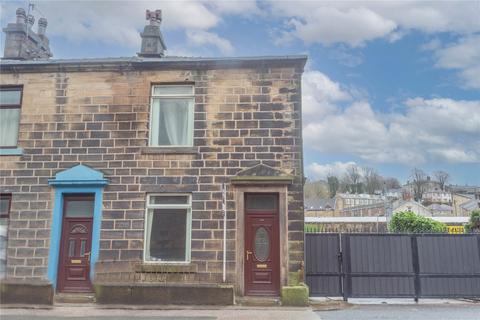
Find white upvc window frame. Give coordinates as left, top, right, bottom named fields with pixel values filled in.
left=149, top=84, right=195, bottom=147
left=143, top=193, right=192, bottom=264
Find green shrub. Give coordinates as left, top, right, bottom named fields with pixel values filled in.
left=465, top=210, right=480, bottom=233
left=389, top=211, right=447, bottom=233
left=304, top=223, right=324, bottom=233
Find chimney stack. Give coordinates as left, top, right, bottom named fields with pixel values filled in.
left=2, top=7, right=52, bottom=60
left=37, top=18, right=47, bottom=37
left=138, top=9, right=166, bottom=58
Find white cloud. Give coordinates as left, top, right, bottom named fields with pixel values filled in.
left=268, top=1, right=480, bottom=47
left=302, top=70, right=351, bottom=120
left=306, top=161, right=357, bottom=180
left=302, top=71, right=480, bottom=165
left=186, top=30, right=233, bottom=54
left=288, top=6, right=397, bottom=47
left=431, top=35, right=480, bottom=89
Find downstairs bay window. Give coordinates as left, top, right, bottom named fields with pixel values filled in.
left=144, top=194, right=192, bottom=263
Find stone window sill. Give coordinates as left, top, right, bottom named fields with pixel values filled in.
left=0, top=147, right=23, bottom=156
left=140, top=146, right=197, bottom=155
left=135, top=263, right=197, bottom=273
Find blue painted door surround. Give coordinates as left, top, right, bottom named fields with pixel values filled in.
left=47, top=164, right=108, bottom=289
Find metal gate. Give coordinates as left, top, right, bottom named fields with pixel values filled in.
left=306, top=233, right=480, bottom=300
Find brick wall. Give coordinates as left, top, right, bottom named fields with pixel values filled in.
left=0, top=64, right=304, bottom=284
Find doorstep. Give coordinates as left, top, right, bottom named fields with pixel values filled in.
left=236, top=296, right=281, bottom=307
left=54, top=292, right=96, bottom=304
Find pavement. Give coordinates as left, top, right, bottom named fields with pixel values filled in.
left=1, top=299, right=479, bottom=320
left=0, top=305, right=319, bottom=320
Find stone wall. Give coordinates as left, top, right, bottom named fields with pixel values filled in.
left=0, top=64, right=304, bottom=285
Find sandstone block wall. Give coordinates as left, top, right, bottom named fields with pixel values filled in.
left=0, top=64, right=304, bottom=284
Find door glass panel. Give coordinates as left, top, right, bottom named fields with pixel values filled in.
left=65, top=199, right=94, bottom=217
left=254, top=227, right=270, bottom=262
left=246, top=194, right=277, bottom=211
left=80, top=240, right=86, bottom=257
left=68, top=240, right=75, bottom=257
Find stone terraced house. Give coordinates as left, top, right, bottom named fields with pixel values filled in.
left=0, top=9, right=306, bottom=305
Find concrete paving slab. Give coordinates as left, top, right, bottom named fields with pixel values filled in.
left=0, top=305, right=319, bottom=320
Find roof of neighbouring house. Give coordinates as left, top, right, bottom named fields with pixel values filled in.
left=460, top=199, right=480, bottom=210
left=0, top=55, right=308, bottom=73
left=427, top=203, right=453, bottom=211
left=393, top=200, right=429, bottom=211
left=336, top=193, right=384, bottom=200
left=305, top=198, right=336, bottom=210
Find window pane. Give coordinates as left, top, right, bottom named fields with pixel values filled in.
left=148, top=208, right=187, bottom=261
left=68, top=240, right=75, bottom=257
left=65, top=200, right=94, bottom=217
left=0, top=90, right=21, bottom=105
left=0, top=108, right=20, bottom=146
left=150, top=195, right=189, bottom=205
left=254, top=227, right=270, bottom=262
left=80, top=240, right=86, bottom=256
left=156, top=98, right=192, bottom=146
left=0, top=196, right=11, bottom=217
left=153, top=85, right=193, bottom=96
left=246, top=194, right=278, bottom=211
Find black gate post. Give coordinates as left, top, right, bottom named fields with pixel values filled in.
left=411, top=235, right=420, bottom=302
left=342, top=234, right=351, bottom=301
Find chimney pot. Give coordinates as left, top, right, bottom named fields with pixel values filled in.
left=16, top=8, right=26, bottom=24
left=27, top=14, right=35, bottom=28
left=38, top=18, right=47, bottom=36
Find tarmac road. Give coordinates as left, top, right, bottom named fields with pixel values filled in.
left=315, top=304, right=480, bottom=320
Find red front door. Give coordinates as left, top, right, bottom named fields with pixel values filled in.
left=244, top=194, right=280, bottom=296
left=57, top=195, right=94, bottom=293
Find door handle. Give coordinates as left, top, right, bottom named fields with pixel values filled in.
left=84, top=252, right=91, bottom=262
left=246, top=250, right=253, bottom=261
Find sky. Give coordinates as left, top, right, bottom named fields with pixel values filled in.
left=1, top=0, right=479, bottom=185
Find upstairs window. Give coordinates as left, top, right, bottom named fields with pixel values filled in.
left=144, top=194, right=192, bottom=263
left=0, top=194, right=11, bottom=218
left=0, top=86, right=22, bottom=148
left=149, top=85, right=194, bottom=147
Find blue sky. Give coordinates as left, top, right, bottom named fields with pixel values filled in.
left=1, top=1, right=479, bottom=185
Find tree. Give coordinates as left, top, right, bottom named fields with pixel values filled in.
left=434, top=171, right=449, bottom=191
left=389, top=211, right=447, bottom=233
left=304, top=180, right=329, bottom=199
left=411, top=168, right=427, bottom=201
left=384, top=177, right=401, bottom=190
left=326, top=174, right=340, bottom=198
left=465, top=210, right=480, bottom=233
left=345, top=165, right=363, bottom=194
left=363, top=167, right=382, bottom=194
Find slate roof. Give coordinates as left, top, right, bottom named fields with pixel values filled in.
left=305, top=198, right=336, bottom=210
left=0, top=55, right=308, bottom=73
left=460, top=199, right=479, bottom=211
left=427, top=203, right=453, bottom=211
